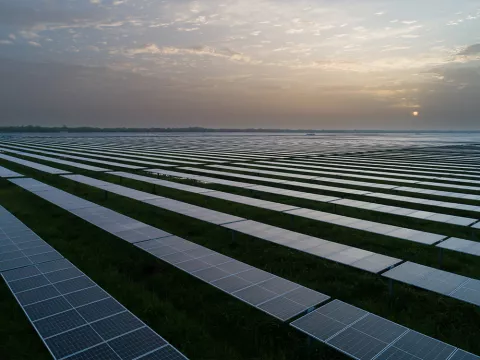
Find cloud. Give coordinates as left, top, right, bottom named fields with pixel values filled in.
left=1, top=57, right=479, bottom=129
left=126, top=44, right=259, bottom=64
left=0, top=40, right=13, bottom=45
left=0, top=58, right=195, bottom=126
left=177, top=27, right=199, bottom=32
left=286, top=29, right=304, bottom=34
left=18, top=31, right=39, bottom=39
left=458, top=44, right=480, bottom=56
left=27, top=41, right=41, bottom=47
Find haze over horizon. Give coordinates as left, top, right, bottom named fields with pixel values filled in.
left=0, top=0, right=479, bottom=130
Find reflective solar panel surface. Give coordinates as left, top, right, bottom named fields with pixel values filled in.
left=0, top=165, right=23, bottom=178
left=8, top=177, right=331, bottom=322
left=383, top=262, right=480, bottom=306
left=0, top=206, right=187, bottom=360
left=0, top=153, right=70, bottom=175
left=0, top=147, right=110, bottom=172
left=3, top=134, right=480, bottom=360
left=59, top=173, right=404, bottom=273
left=291, top=299, right=479, bottom=360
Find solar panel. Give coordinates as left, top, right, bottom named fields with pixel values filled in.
left=107, top=327, right=167, bottom=360
left=140, top=345, right=189, bottom=360
left=383, top=262, right=480, bottom=306
left=0, top=153, right=70, bottom=174
left=0, top=165, right=23, bottom=178
left=0, top=147, right=110, bottom=172
left=158, top=167, right=480, bottom=219
left=0, top=209, right=187, bottom=360
left=9, top=177, right=330, bottom=323
left=451, top=279, right=480, bottom=306
left=0, top=209, right=66, bottom=272
left=290, top=300, right=467, bottom=360
left=3, top=259, right=188, bottom=359
left=223, top=219, right=401, bottom=273
left=208, top=164, right=398, bottom=189
left=143, top=169, right=479, bottom=230
left=235, top=161, right=422, bottom=185
left=388, top=330, right=456, bottom=359
left=449, top=350, right=480, bottom=360
left=0, top=144, right=146, bottom=170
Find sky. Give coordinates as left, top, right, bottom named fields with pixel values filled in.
left=0, top=0, right=479, bottom=129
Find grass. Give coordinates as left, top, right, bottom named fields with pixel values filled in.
left=0, top=150, right=480, bottom=359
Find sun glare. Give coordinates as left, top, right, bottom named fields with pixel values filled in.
left=412, top=111, right=419, bottom=117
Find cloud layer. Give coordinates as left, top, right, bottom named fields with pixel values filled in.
left=0, top=0, right=480, bottom=129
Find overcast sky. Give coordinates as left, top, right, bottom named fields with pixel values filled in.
left=0, top=0, right=479, bottom=129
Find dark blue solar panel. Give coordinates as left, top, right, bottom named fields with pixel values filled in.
left=108, top=327, right=166, bottom=360
left=34, top=309, right=86, bottom=338
left=9, top=275, right=50, bottom=293
left=91, top=311, right=143, bottom=341
left=45, top=325, right=103, bottom=359
left=65, top=343, right=121, bottom=360
left=76, top=298, right=124, bottom=322
left=64, top=286, right=109, bottom=307
left=16, top=285, right=60, bottom=306
left=141, top=345, right=188, bottom=360
left=53, top=276, right=96, bottom=294
left=24, top=296, right=73, bottom=321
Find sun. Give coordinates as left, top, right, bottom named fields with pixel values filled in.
left=412, top=111, right=419, bottom=117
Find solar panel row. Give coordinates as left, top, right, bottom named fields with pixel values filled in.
left=3, top=143, right=206, bottom=165
left=208, top=164, right=480, bottom=197
left=257, top=160, right=480, bottom=186
left=0, top=145, right=146, bottom=170
left=59, top=174, right=402, bottom=273
left=148, top=167, right=480, bottom=214
left=141, top=169, right=472, bottom=245
left=6, top=177, right=479, bottom=359
left=291, top=299, right=480, bottom=360
left=235, top=161, right=422, bottom=184
left=0, top=153, right=70, bottom=175
left=2, top=154, right=478, bottom=301
left=208, top=164, right=399, bottom=189
left=383, top=262, right=480, bottom=307
left=0, top=206, right=187, bottom=360
left=324, top=155, right=480, bottom=171
left=0, top=165, right=23, bottom=178
left=167, top=166, right=480, bottom=216
left=7, top=176, right=330, bottom=322
left=438, top=238, right=480, bottom=257
left=3, top=140, right=239, bottom=163
left=56, top=173, right=480, bottom=305
left=0, top=147, right=110, bottom=172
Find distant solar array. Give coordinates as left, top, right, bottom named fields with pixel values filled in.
left=0, top=153, right=70, bottom=175
left=0, top=145, right=146, bottom=170
left=1, top=133, right=480, bottom=359
left=2, top=154, right=479, bottom=299
left=0, top=206, right=187, bottom=360
left=0, top=147, right=110, bottom=172
left=164, top=166, right=480, bottom=211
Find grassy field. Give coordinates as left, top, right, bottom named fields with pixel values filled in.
left=0, top=151, right=480, bottom=359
